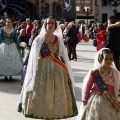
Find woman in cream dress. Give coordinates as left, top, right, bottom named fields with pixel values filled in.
left=18, top=17, right=78, bottom=119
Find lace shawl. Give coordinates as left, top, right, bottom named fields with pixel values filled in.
left=20, top=22, right=75, bottom=104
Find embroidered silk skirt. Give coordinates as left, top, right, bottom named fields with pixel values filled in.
left=0, top=41, right=23, bottom=76
left=18, top=58, right=78, bottom=119
left=77, top=93, right=120, bottom=120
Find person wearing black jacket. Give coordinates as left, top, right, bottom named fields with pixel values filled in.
left=65, top=22, right=78, bottom=61
left=104, top=16, right=120, bottom=71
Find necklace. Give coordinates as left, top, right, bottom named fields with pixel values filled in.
left=5, top=26, right=12, bottom=33
left=100, top=67, right=110, bottom=76
left=5, top=26, right=12, bottom=29
left=45, top=35, right=55, bottom=44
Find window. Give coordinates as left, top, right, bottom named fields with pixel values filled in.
left=102, top=0, right=108, bottom=6
left=84, top=7, right=90, bottom=11
left=76, top=6, right=80, bottom=11
left=102, top=13, right=107, bottom=23
left=108, top=0, right=112, bottom=5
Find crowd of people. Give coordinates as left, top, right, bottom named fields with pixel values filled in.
left=0, top=15, right=120, bottom=120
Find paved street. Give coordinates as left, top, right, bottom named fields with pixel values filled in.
left=0, top=40, right=96, bottom=120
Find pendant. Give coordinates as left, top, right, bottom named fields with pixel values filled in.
left=104, top=72, right=109, bottom=76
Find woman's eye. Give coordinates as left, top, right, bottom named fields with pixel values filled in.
left=104, top=58, right=113, bottom=61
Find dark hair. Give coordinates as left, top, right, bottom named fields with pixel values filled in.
left=44, top=16, right=57, bottom=29
left=98, top=23, right=106, bottom=30
left=21, top=23, right=25, bottom=28
left=6, top=18, right=12, bottom=22
left=108, top=16, right=117, bottom=24
left=98, top=49, right=113, bottom=63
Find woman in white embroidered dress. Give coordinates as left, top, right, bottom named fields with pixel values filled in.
left=18, top=17, right=78, bottom=119
left=77, top=48, right=120, bottom=120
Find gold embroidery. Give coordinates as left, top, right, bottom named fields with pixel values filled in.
left=23, top=41, right=76, bottom=118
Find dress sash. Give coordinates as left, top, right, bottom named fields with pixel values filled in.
left=41, top=43, right=69, bottom=75
left=91, top=69, right=120, bottom=112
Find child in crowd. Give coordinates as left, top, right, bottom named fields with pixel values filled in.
left=96, top=23, right=107, bottom=51
left=77, top=48, right=120, bottom=120
left=18, top=17, right=78, bottom=119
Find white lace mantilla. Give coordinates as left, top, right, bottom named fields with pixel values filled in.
left=20, top=22, right=75, bottom=104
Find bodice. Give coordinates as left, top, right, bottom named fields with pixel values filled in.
left=3, top=30, right=13, bottom=39
left=100, top=69, right=114, bottom=86
left=40, top=36, right=59, bottom=57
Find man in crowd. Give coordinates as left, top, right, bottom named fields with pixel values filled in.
left=105, top=16, right=120, bottom=71
left=25, top=18, right=33, bottom=45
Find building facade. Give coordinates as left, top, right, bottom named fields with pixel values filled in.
left=36, top=0, right=64, bottom=20
left=0, top=0, right=99, bottom=24
left=34, top=0, right=98, bottom=24
left=98, top=0, right=120, bottom=23
left=75, top=0, right=98, bottom=24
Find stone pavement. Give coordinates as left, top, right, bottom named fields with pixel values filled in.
left=0, top=40, right=96, bottom=120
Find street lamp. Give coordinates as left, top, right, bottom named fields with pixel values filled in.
left=83, top=8, right=92, bottom=26
left=111, top=0, right=120, bottom=16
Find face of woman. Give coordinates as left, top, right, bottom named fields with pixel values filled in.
left=46, top=18, right=55, bottom=32
left=6, top=19, right=12, bottom=27
left=101, top=53, right=113, bottom=69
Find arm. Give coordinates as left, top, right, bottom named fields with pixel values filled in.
left=18, top=29, right=25, bottom=38
left=66, top=27, right=72, bottom=36
left=82, top=73, right=94, bottom=103
left=104, top=29, right=114, bottom=48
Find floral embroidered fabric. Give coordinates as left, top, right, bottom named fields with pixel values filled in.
left=18, top=39, right=78, bottom=119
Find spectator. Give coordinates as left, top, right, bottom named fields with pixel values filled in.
left=96, top=23, right=107, bottom=51
left=18, top=17, right=78, bottom=119
left=65, top=22, right=78, bottom=61
left=28, top=20, right=41, bottom=47
left=104, top=16, right=120, bottom=71
left=0, top=18, right=23, bottom=80
left=25, top=18, right=33, bottom=45
left=18, top=23, right=26, bottom=43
